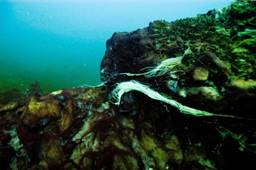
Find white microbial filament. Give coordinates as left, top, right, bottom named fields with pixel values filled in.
left=111, top=80, right=237, bottom=118
left=119, top=56, right=183, bottom=78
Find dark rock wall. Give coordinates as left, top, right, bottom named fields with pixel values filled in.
left=100, top=29, right=159, bottom=81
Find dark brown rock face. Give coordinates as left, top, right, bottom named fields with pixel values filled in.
left=100, top=28, right=159, bottom=81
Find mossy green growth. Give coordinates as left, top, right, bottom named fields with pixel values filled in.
left=140, top=131, right=169, bottom=170
left=214, top=0, right=255, bottom=79
left=150, top=0, right=255, bottom=80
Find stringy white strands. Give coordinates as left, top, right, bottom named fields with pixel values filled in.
left=77, top=82, right=105, bottom=88
left=119, top=56, right=183, bottom=78
left=111, top=80, right=236, bottom=118
left=145, top=56, right=182, bottom=77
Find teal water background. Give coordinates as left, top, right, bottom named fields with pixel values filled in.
left=0, top=0, right=232, bottom=93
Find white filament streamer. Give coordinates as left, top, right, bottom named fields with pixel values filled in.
left=111, top=80, right=236, bottom=118
left=119, top=56, right=182, bottom=78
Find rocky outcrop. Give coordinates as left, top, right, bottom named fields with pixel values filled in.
left=101, top=0, right=256, bottom=117
left=100, top=29, right=160, bottom=81
left=1, top=0, right=256, bottom=169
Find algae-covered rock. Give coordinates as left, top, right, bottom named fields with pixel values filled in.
left=192, top=67, right=209, bottom=81
left=230, top=79, right=256, bottom=91
left=0, top=101, right=18, bottom=113
left=22, top=96, right=61, bottom=125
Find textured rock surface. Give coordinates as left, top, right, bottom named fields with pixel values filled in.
left=1, top=0, right=256, bottom=169
left=100, top=29, right=160, bottom=81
